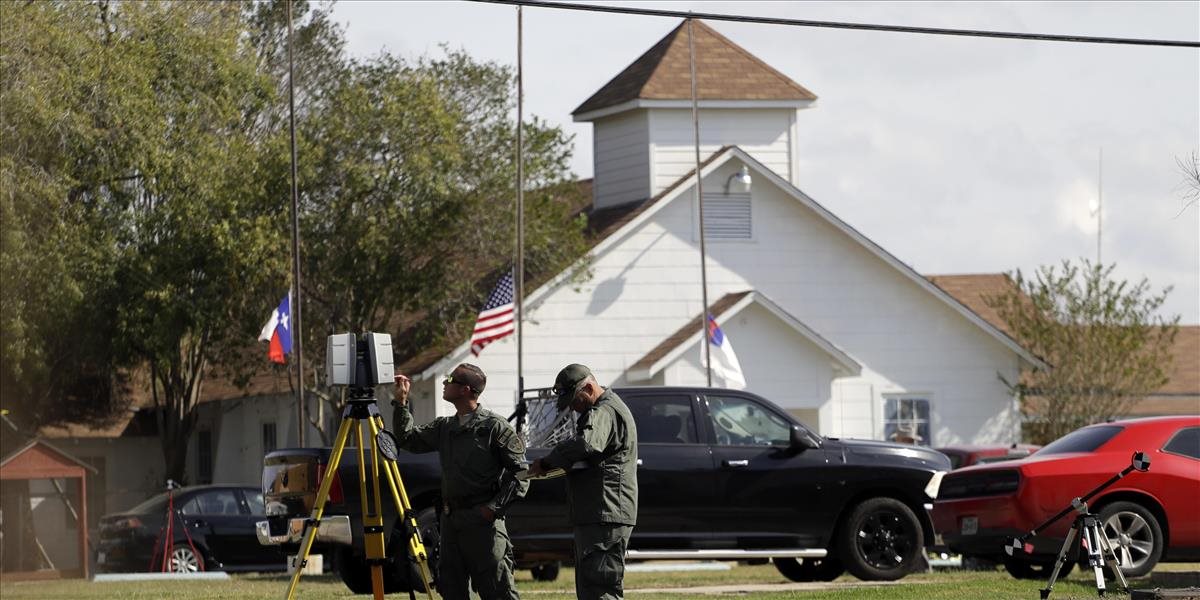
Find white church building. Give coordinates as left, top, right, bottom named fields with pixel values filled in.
left=400, top=19, right=1042, bottom=448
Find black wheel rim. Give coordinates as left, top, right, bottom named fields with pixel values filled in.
left=854, top=509, right=914, bottom=570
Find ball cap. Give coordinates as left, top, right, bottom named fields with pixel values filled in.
left=553, top=364, right=593, bottom=411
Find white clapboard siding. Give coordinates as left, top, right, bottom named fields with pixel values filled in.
left=448, top=159, right=1023, bottom=447
left=649, top=109, right=795, bottom=194
left=592, top=110, right=650, bottom=209
left=591, top=107, right=799, bottom=210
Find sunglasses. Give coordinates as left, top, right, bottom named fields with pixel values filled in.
left=443, top=374, right=472, bottom=389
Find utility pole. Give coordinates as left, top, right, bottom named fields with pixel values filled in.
left=286, top=0, right=305, bottom=445
left=688, top=18, right=712, bottom=387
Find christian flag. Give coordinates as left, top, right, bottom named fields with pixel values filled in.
left=470, top=271, right=515, bottom=356
left=705, top=314, right=746, bottom=389
left=257, top=294, right=293, bottom=364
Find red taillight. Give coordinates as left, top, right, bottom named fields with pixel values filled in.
left=116, top=516, right=142, bottom=529
left=316, top=463, right=344, bottom=505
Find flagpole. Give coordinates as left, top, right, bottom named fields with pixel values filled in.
left=515, top=6, right=526, bottom=401
left=689, top=17, right=713, bottom=387
left=286, top=0, right=306, bottom=445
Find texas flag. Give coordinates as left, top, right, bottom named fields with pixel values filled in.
left=704, top=314, right=746, bottom=389
left=257, top=294, right=293, bottom=364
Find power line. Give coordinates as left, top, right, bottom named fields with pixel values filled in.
left=469, top=0, right=1200, bottom=48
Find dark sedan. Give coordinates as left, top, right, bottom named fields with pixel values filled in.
left=97, top=485, right=286, bottom=573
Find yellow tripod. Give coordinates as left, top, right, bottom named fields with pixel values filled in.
left=285, top=396, right=435, bottom=600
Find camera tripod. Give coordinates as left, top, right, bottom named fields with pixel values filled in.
left=284, top=395, right=434, bottom=600
left=1004, top=451, right=1150, bottom=599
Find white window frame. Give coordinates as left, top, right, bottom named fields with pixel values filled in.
left=882, top=394, right=933, bottom=447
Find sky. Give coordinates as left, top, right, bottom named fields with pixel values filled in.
left=332, top=1, right=1200, bottom=323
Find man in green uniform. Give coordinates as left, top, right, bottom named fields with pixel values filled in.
left=527, top=364, right=638, bottom=600
left=392, top=363, right=528, bottom=600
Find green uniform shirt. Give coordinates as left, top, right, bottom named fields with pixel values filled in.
left=393, top=405, right=529, bottom=511
left=543, top=388, right=638, bottom=526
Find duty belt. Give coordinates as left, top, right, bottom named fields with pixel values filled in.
left=442, top=497, right=486, bottom=515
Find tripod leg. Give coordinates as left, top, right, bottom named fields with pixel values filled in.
left=1040, top=522, right=1080, bottom=599
left=1081, top=519, right=1108, bottom=596
left=1096, top=526, right=1129, bottom=590
left=356, top=419, right=388, bottom=600
left=371, top=415, right=436, bottom=600
left=284, top=416, right=356, bottom=600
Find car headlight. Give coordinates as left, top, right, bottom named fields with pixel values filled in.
left=925, top=470, right=946, bottom=499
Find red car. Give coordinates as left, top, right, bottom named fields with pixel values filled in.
left=933, top=416, right=1200, bottom=579
left=936, top=444, right=1041, bottom=470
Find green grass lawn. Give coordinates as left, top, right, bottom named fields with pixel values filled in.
left=2, top=563, right=1195, bottom=599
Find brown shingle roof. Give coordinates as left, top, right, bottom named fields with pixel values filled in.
left=1157, top=326, right=1198, bottom=396
left=573, top=19, right=816, bottom=117
left=927, top=273, right=1199, bottom=403
left=926, top=273, right=1019, bottom=338
left=628, top=291, right=752, bottom=373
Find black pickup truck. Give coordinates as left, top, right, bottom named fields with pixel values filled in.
left=258, top=386, right=950, bottom=593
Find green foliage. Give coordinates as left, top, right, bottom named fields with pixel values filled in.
left=296, top=48, right=588, bottom=442
left=1, top=0, right=589, bottom=464
left=2, top=0, right=287, bottom=479
left=986, top=260, right=1179, bottom=445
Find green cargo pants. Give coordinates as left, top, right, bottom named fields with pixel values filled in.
left=438, top=508, right=520, bottom=600
left=573, top=523, right=634, bottom=600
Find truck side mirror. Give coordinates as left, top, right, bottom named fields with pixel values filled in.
left=790, top=424, right=821, bottom=450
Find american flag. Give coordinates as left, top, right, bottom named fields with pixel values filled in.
left=470, top=270, right=515, bottom=356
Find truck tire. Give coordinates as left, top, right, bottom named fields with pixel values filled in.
left=836, top=497, right=923, bottom=581
left=333, top=546, right=375, bottom=594
left=530, top=561, right=560, bottom=581
left=774, top=556, right=844, bottom=582
left=334, top=507, right=440, bottom=595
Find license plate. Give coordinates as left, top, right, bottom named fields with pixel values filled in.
left=961, top=516, right=979, bottom=536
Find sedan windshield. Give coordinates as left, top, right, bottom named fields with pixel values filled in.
left=1038, top=425, right=1123, bottom=455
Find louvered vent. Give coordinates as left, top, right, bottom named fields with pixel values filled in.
left=702, top=192, right=752, bottom=240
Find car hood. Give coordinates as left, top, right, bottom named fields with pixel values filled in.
left=833, top=438, right=952, bottom=471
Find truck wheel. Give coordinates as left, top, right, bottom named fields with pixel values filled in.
left=385, top=506, right=441, bottom=593
left=333, top=547, right=375, bottom=594
left=530, top=561, right=560, bottom=581
left=774, top=556, right=844, bottom=582
left=836, top=497, right=923, bottom=581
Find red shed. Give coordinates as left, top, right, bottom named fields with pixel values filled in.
left=0, top=439, right=95, bottom=580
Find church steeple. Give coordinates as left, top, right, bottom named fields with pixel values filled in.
left=574, top=20, right=816, bottom=210
left=573, top=19, right=816, bottom=121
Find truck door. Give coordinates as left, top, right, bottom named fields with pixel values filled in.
left=702, top=392, right=834, bottom=549
left=622, top=392, right=717, bottom=550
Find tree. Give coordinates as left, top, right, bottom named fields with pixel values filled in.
left=1, top=0, right=139, bottom=431
left=295, top=49, right=589, bottom=444
left=1177, top=151, right=1199, bottom=213
left=1, top=1, right=291, bottom=482
left=986, top=260, right=1179, bottom=444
